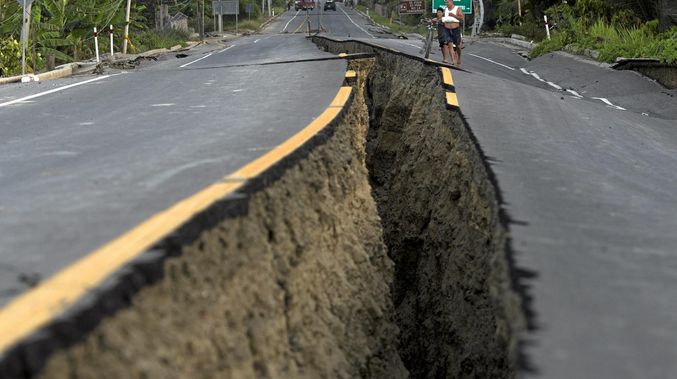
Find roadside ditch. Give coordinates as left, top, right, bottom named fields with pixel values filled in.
left=6, top=41, right=523, bottom=378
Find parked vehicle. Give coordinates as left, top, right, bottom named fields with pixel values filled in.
left=297, top=0, right=315, bottom=10
left=324, top=0, right=336, bottom=11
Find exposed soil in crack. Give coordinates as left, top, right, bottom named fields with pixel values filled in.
left=314, top=38, right=525, bottom=378
left=31, top=59, right=407, bottom=379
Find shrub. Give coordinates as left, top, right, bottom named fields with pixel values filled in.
left=0, top=37, right=40, bottom=76
left=0, top=37, right=21, bottom=76
left=133, top=28, right=190, bottom=52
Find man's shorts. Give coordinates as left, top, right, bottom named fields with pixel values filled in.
left=442, top=27, right=461, bottom=47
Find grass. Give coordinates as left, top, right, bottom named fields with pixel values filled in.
left=132, top=29, right=190, bottom=53
left=529, top=17, right=676, bottom=64
left=220, top=8, right=287, bottom=33
left=355, top=5, right=426, bottom=35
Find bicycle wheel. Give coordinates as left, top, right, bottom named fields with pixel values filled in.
left=424, top=29, right=433, bottom=59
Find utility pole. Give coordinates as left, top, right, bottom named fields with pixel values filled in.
left=123, top=0, right=132, bottom=54
left=196, top=0, right=204, bottom=41
left=517, top=0, right=521, bottom=17
left=19, top=0, right=34, bottom=75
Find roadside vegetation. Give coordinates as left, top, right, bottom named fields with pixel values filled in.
left=355, top=0, right=674, bottom=64
left=0, top=0, right=284, bottom=77
left=355, top=4, right=426, bottom=35
left=492, top=0, right=676, bottom=63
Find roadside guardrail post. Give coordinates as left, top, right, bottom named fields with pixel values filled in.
left=94, top=27, right=100, bottom=63
left=109, top=25, right=115, bottom=59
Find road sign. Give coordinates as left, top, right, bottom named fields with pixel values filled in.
left=399, top=0, right=424, bottom=15
left=16, top=0, right=34, bottom=5
left=213, top=0, right=239, bottom=15
left=432, top=0, right=471, bottom=14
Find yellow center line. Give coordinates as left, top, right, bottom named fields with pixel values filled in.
left=0, top=180, right=244, bottom=354
left=446, top=91, right=459, bottom=108
left=0, top=84, right=354, bottom=356
left=329, top=86, right=352, bottom=107
left=441, top=67, right=454, bottom=87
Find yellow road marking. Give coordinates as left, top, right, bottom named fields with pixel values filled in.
left=292, top=22, right=305, bottom=34
left=441, top=67, right=454, bottom=87
left=0, top=180, right=244, bottom=354
left=338, top=53, right=348, bottom=57
left=446, top=91, right=459, bottom=108
left=228, top=106, right=343, bottom=180
left=345, top=70, right=356, bottom=78
left=329, top=86, right=352, bottom=107
left=0, top=84, right=354, bottom=356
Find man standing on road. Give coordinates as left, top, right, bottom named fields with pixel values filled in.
left=442, top=0, right=464, bottom=66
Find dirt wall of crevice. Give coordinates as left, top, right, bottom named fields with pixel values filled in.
left=31, top=59, right=409, bottom=379
left=314, top=37, right=524, bottom=378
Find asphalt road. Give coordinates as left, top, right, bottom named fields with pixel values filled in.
left=0, top=33, right=347, bottom=306
left=2, top=4, right=677, bottom=378
left=454, top=42, right=677, bottom=379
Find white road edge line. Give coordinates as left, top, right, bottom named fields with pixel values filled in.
left=339, top=6, right=375, bottom=38
left=0, top=75, right=116, bottom=108
left=180, top=52, right=213, bottom=68
left=566, top=89, right=583, bottom=98
left=520, top=67, right=530, bottom=75
left=254, top=39, right=261, bottom=43
left=467, top=53, right=515, bottom=70
left=547, top=81, right=562, bottom=90
left=591, top=97, right=626, bottom=111
left=218, top=45, right=235, bottom=53
left=282, top=10, right=301, bottom=32
left=530, top=71, right=546, bottom=82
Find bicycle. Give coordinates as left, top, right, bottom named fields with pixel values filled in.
left=419, top=18, right=436, bottom=59
left=420, top=18, right=458, bottom=65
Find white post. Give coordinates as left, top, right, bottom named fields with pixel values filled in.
left=517, top=0, right=521, bottom=17
left=268, top=0, right=272, bottom=16
left=123, top=0, right=132, bottom=54
left=94, top=27, right=100, bottom=63
left=109, top=25, right=114, bottom=59
left=218, top=14, right=223, bottom=32
left=544, top=15, right=550, bottom=40
left=478, top=0, right=484, bottom=34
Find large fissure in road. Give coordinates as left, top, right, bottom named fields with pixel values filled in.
left=10, top=45, right=521, bottom=379
left=315, top=39, right=525, bottom=378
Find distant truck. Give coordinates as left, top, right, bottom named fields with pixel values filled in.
left=295, top=0, right=315, bottom=10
